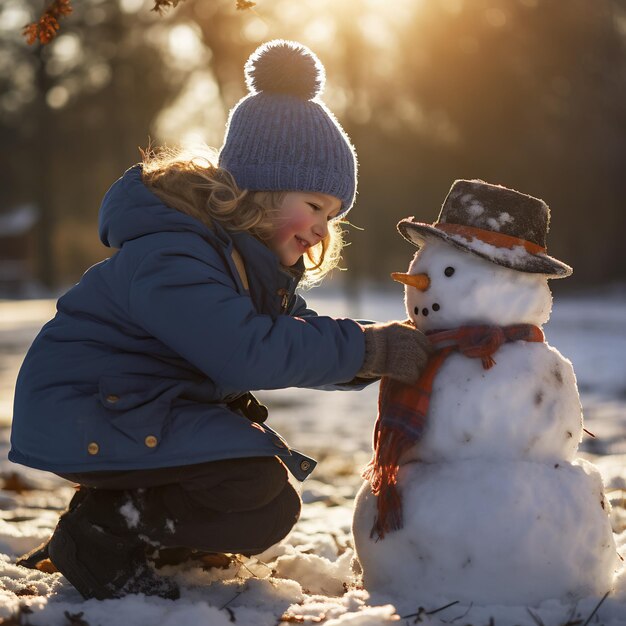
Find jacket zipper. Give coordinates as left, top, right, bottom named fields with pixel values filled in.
left=278, top=279, right=298, bottom=314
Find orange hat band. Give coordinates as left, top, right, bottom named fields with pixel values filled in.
left=434, top=223, right=546, bottom=255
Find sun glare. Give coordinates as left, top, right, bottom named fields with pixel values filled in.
left=118, top=0, right=146, bottom=14
left=0, top=2, right=30, bottom=31
left=155, top=70, right=225, bottom=149
left=303, top=17, right=337, bottom=45
left=168, top=24, right=205, bottom=63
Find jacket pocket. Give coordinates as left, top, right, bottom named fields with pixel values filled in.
left=98, top=375, right=187, bottom=446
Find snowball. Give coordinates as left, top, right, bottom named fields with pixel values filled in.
left=353, top=459, right=619, bottom=606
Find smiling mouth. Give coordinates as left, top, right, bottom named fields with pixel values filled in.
left=295, top=236, right=311, bottom=250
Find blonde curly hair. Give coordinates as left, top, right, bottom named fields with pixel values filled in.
left=141, top=145, right=345, bottom=287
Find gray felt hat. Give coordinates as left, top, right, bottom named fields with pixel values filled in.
left=398, top=179, right=572, bottom=278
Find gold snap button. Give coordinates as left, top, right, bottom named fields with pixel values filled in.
left=144, top=435, right=158, bottom=448
left=300, top=460, right=311, bottom=472
left=106, top=394, right=120, bottom=404
left=87, top=442, right=99, bottom=455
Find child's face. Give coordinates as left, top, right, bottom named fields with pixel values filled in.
left=266, top=192, right=341, bottom=266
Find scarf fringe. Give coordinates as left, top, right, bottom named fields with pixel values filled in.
left=481, top=355, right=496, bottom=369
left=362, top=427, right=414, bottom=539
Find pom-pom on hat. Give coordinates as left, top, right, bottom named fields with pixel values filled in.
left=218, top=40, right=357, bottom=216
left=398, top=179, right=572, bottom=278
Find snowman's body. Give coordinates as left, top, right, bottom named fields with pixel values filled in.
left=400, top=342, right=581, bottom=465
left=352, top=240, right=618, bottom=606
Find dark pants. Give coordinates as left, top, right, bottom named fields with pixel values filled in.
left=57, top=456, right=301, bottom=555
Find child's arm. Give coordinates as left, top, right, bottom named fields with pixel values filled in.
left=129, top=247, right=429, bottom=391
left=129, top=247, right=364, bottom=390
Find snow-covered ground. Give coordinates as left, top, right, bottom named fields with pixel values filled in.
left=1, top=286, right=625, bottom=625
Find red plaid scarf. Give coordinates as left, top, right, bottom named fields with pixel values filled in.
left=362, top=323, right=544, bottom=540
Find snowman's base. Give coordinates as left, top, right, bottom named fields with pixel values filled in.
left=352, top=459, right=618, bottom=606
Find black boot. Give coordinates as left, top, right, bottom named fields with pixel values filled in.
left=48, top=489, right=179, bottom=600
left=16, top=487, right=91, bottom=570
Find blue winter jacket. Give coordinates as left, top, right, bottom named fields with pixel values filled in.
left=9, top=166, right=366, bottom=481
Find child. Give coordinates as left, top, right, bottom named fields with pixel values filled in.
left=10, top=40, right=431, bottom=600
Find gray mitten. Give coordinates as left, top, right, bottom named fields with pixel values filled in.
left=357, top=321, right=432, bottom=385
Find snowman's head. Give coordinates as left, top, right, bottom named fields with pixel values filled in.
left=395, top=239, right=552, bottom=331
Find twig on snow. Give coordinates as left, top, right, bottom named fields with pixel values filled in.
left=527, top=607, right=546, bottom=626
left=220, top=585, right=247, bottom=622
left=220, top=589, right=243, bottom=610
left=402, top=600, right=460, bottom=622
left=446, top=602, right=474, bottom=623
left=401, top=606, right=425, bottom=623
left=64, top=612, right=90, bottom=626
left=235, top=555, right=268, bottom=580
left=426, top=601, right=460, bottom=616
left=581, top=591, right=609, bottom=626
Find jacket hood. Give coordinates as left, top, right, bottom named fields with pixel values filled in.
left=99, top=165, right=215, bottom=248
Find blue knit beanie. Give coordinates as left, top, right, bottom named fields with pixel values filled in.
left=218, top=40, right=358, bottom=216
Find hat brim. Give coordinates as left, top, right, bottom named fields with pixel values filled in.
left=398, top=219, right=572, bottom=279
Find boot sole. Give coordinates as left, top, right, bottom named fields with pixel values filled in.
left=16, top=540, right=50, bottom=569
left=48, top=522, right=117, bottom=600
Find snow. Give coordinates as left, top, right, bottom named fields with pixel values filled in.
left=1, top=285, right=626, bottom=624
left=485, top=211, right=513, bottom=231
left=120, top=498, right=141, bottom=529
left=449, top=233, right=536, bottom=264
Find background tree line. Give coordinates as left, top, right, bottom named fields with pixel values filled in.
left=1, top=0, right=625, bottom=291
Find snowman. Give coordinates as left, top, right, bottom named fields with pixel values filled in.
left=352, top=179, right=618, bottom=606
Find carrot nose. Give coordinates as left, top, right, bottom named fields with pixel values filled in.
left=391, top=272, right=430, bottom=291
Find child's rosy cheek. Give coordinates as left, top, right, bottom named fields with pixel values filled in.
left=291, top=215, right=313, bottom=231
left=272, top=224, right=294, bottom=243
left=275, top=216, right=309, bottom=241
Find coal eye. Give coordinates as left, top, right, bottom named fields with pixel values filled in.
left=444, top=266, right=455, bottom=277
